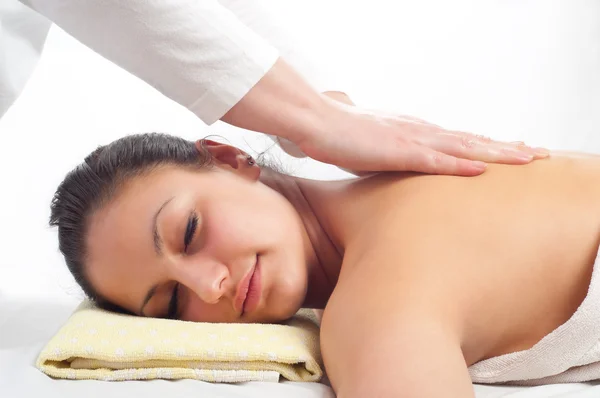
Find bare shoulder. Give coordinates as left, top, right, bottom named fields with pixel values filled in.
left=319, top=248, right=473, bottom=398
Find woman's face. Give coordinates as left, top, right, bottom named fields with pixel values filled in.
left=85, top=150, right=309, bottom=324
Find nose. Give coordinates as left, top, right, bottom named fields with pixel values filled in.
left=171, top=257, right=229, bottom=304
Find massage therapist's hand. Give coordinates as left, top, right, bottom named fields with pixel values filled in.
left=297, top=95, right=549, bottom=176
left=223, top=59, right=548, bottom=176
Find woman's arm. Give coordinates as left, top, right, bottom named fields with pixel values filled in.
left=321, top=296, right=474, bottom=398
left=320, top=224, right=478, bottom=397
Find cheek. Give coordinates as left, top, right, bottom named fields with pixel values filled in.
left=203, top=202, right=292, bottom=257
left=263, top=251, right=308, bottom=317
left=203, top=202, right=261, bottom=248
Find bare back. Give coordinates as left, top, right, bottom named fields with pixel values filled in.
left=320, top=154, right=600, bottom=396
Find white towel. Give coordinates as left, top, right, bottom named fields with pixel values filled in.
left=468, top=246, right=600, bottom=385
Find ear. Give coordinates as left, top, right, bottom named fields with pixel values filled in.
left=195, top=139, right=261, bottom=180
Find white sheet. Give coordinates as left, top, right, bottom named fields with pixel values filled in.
left=2, top=298, right=600, bottom=397
left=1, top=1, right=599, bottom=397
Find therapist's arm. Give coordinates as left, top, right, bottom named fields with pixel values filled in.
left=216, top=0, right=354, bottom=158
left=21, top=0, right=544, bottom=175
left=20, top=0, right=279, bottom=125
left=19, top=0, right=344, bottom=156
left=217, top=0, right=347, bottom=95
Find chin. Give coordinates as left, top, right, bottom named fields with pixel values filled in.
left=261, top=308, right=301, bottom=324
left=271, top=295, right=306, bottom=323
left=258, top=256, right=307, bottom=323
left=251, top=293, right=304, bottom=324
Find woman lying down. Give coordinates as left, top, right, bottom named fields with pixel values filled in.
left=50, top=133, right=600, bottom=397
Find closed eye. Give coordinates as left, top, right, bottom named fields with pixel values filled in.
left=184, top=211, right=198, bottom=253
left=167, top=211, right=198, bottom=320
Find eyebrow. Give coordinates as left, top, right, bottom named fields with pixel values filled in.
left=152, top=197, right=174, bottom=256
left=140, top=197, right=174, bottom=315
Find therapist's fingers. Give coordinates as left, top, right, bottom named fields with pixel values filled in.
left=455, top=131, right=549, bottom=161
left=388, top=113, right=549, bottom=162
left=414, top=129, right=549, bottom=164
left=453, top=131, right=549, bottom=160
left=398, top=143, right=487, bottom=176
left=508, top=140, right=549, bottom=159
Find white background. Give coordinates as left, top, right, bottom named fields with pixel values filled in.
left=1, top=0, right=599, bottom=305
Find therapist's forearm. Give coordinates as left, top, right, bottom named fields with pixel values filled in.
left=221, top=58, right=343, bottom=144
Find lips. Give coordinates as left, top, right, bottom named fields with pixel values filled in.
left=243, top=258, right=261, bottom=315
left=234, top=256, right=258, bottom=315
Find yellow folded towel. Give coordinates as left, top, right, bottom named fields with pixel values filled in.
left=36, top=300, right=323, bottom=383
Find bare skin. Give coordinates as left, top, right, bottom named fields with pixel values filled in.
left=85, top=141, right=600, bottom=397
left=315, top=153, right=600, bottom=397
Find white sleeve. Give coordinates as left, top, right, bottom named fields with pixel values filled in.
left=217, top=0, right=345, bottom=95
left=218, top=0, right=349, bottom=158
left=19, top=0, right=279, bottom=125
left=0, top=1, right=51, bottom=120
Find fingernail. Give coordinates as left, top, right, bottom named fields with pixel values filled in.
left=533, top=147, right=550, bottom=157
left=473, top=161, right=487, bottom=170
left=517, top=153, right=534, bottom=161
left=503, top=149, right=533, bottom=162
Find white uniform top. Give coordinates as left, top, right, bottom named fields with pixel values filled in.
left=1, top=0, right=342, bottom=157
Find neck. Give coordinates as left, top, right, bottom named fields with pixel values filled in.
left=259, top=168, right=344, bottom=309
